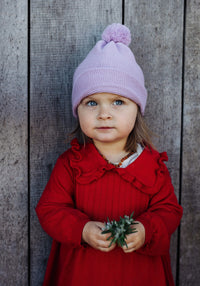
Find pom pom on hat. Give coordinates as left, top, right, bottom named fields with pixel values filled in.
left=72, top=23, right=147, bottom=117
left=101, top=23, right=131, bottom=46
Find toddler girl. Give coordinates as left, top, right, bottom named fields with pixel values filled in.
left=36, top=23, right=183, bottom=286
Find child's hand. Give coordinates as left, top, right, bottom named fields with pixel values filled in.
left=82, top=221, right=116, bottom=252
left=121, top=221, right=145, bottom=253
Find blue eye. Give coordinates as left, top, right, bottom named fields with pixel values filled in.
left=87, top=100, right=97, bottom=106
left=114, top=100, right=123, bottom=105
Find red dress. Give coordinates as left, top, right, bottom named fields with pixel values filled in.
left=36, top=139, right=183, bottom=286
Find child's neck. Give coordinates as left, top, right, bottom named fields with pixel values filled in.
left=93, top=140, right=128, bottom=164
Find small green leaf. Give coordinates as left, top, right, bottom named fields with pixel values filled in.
left=124, top=240, right=128, bottom=248
left=101, top=212, right=138, bottom=248
left=101, top=229, right=111, bottom=234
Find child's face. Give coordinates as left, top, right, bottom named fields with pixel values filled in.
left=77, top=93, right=138, bottom=149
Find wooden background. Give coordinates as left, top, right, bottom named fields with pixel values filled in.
left=0, top=0, right=199, bottom=285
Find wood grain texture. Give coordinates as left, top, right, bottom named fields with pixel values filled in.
left=125, top=0, right=184, bottom=281
left=1, top=0, right=199, bottom=285
left=0, top=1, right=28, bottom=285
left=30, top=1, right=122, bottom=284
left=179, top=1, right=200, bottom=285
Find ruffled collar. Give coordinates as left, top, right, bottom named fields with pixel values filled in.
left=68, top=139, right=168, bottom=195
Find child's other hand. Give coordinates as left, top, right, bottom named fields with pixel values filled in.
left=82, top=221, right=116, bottom=252
left=121, top=221, right=145, bottom=253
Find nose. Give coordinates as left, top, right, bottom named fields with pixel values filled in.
left=97, top=104, right=112, bottom=120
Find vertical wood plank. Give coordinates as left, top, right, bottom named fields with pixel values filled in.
left=180, top=1, right=200, bottom=285
left=125, top=0, right=184, bottom=281
left=30, top=1, right=122, bottom=285
left=0, top=1, right=28, bottom=285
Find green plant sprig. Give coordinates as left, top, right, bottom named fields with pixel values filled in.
left=101, top=212, right=138, bottom=248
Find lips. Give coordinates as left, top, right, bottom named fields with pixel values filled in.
left=96, top=127, right=114, bottom=129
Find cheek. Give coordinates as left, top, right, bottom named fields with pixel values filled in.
left=130, top=115, right=137, bottom=129
left=126, top=120, right=136, bottom=134
left=124, top=112, right=137, bottom=132
left=78, top=112, right=93, bottom=135
left=79, top=121, right=90, bottom=135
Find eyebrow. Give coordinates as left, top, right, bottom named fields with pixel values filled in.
left=81, top=94, right=127, bottom=103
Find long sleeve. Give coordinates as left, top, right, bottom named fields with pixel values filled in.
left=136, top=164, right=183, bottom=256
left=35, top=155, right=90, bottom=247
left=36, top=141, right=182, bottom=286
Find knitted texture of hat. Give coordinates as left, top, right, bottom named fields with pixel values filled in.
left=72, top=23, right=147, bottom=117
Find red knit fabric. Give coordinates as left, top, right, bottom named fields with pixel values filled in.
left=36, top=139, right=183, bottom=286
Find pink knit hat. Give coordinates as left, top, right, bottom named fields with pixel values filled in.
left=72, top=23, right=147, bottom=117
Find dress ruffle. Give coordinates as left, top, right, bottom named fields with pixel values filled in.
left=68, top=139, right=168, bottom=195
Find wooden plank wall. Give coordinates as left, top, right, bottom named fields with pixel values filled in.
left=0, top=1, right=28, bottom=285
left=0, top=0, right=199, bottom=285
left=125, top=2, right=184, bottom=280
left=180, top=0, right=200, bottom=284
